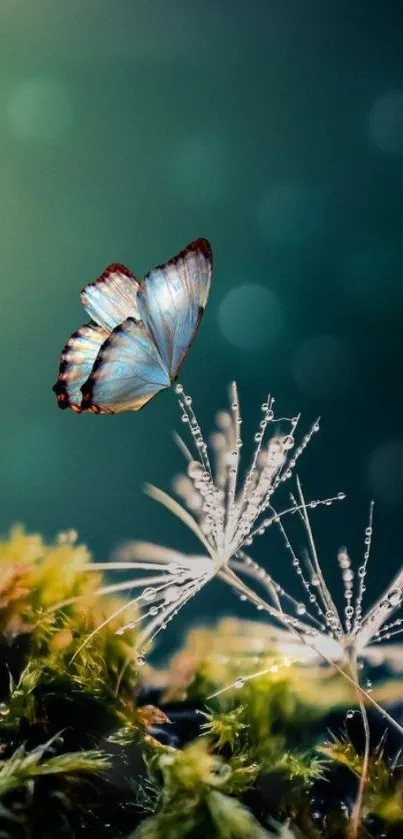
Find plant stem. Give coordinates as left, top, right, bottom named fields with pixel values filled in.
left=348, top=653, right=370, bottom=839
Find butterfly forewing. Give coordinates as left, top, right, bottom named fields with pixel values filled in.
left=138, top=238, right=212, bottom=378
left=53, top=239, right=212, bottom=413
left=80, top=317, right=171, bottom=413
left=81, top=263, right=141, bottom=332
left=52, top=323, right=109, bottom=411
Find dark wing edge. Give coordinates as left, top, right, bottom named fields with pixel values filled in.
left=80, top=262, right=141, bottom=332
left=80, top=262, right=138, bottom=298
left=52, top=322, right=108, bottom=412
left=171, top=305, right=205, bottom=382
left=146, top=237, right=212, bottom=303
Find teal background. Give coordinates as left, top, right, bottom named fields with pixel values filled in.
left=1, top=1, right=403, bottom=650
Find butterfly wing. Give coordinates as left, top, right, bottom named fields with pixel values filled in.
left=81, top=263, right=141, bottom=331
left=80, top=317, right=171, bottom=413
left=138, top=238, right=212, bottom=378
left=52, top=323, right=109, bottom=411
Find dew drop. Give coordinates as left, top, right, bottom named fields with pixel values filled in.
left=282, top=435, right=295, bottom=450
left=142, top=587, right=157, bottom=602
left=165, top=586, right=181, bottom=603
left=188, top=460, right=204, bottom=479
left=388, top=589, right=402, bottom=607
left=175, top=384, right=184, bottom=394
left=234, top=677, right=244, bottom=689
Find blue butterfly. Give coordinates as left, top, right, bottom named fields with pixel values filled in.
left=53, top=238, right=212, bottom=413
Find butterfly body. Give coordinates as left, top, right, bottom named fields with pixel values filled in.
left=53, top=239, right=212, bottom=414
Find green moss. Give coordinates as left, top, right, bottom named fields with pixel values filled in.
left=321, top=735, right=403, bottom=826
left=130, top=741, right=271, bottom=839
left=0, top=737, right=109, bottom=797
left=0, top=528, right=147, bottom=837
left=0, top=528, right=401, bottom=838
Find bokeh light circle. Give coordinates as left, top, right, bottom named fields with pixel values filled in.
left=368, top=91, right=403, bottom=153
left=218, top=284, right=283, bottom=350
left=8, top=77, right=73, bottom=142
left=368, top=440, right=403, bottom=505
left=257, top=184, right=323, bottom=247
left=292, top=335, right=355, bottom=400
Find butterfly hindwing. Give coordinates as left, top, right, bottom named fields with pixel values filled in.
left=138, top=238, right=212, bottom=378
left=81, top=263, right=141, bottom=332
left=80, top=317, right=171, bottom=413
left=52, top=322, right=109, bottom=411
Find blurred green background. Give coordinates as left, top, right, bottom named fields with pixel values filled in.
left=1, top=1, right=403, bottom=652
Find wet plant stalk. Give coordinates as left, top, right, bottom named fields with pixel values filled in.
left=348, top=652, right=370, bottom=839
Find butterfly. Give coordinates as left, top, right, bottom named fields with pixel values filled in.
left=52, top=238, right=212, bottom=414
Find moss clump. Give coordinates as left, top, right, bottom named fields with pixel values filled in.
left=131, top=740, right=271, bottom=839
left=0, top=527, right=154, bottom=837
left=0, top=530, right=402, bottom=838
left=321, top=734, right=403, bottom=827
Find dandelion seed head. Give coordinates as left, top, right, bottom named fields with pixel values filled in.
left=170, top=384, right=307, bottom=563
left=83, top=385, right=318, bottom=654
left=83, top=382, right=403, bottom=725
